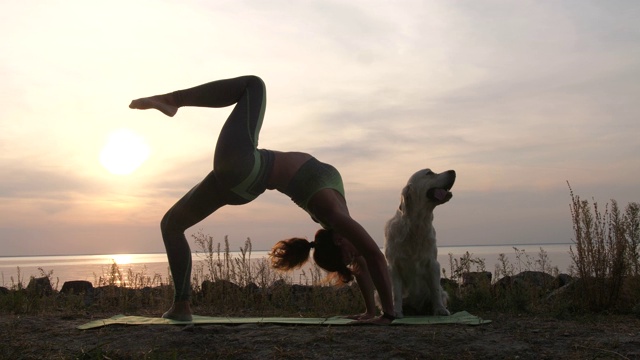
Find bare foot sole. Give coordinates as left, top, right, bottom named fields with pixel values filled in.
left=129, top=96, right=178, bottom=117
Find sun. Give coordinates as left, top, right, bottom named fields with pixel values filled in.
left=100, top=129, right=150, bottom=175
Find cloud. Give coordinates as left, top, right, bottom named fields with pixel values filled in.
left=1, top=0, right=639, bottom=257
left=0, top=161, right=92, bottom=200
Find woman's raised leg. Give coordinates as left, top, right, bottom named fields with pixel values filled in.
left=130, top=75, right=268, bottom=201
left=129, top=75, right=265, bottom=120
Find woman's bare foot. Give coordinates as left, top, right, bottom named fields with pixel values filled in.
left=162, top=301, right=192, bottom=321
left=129, top=95, right=178, bottom=117
left=344, top=312, right=375, bottom=320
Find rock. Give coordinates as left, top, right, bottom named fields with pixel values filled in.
left=60, top=280, right=94, bottom=295
left=513, top=271, right=555, bottom=289
left=244, top=282, right=259, bottom=293
left=553, top=273, right=574, bottom=288
left=140, top=286, right=153, bottom=297
left=493, top=271, right=556, bottom=297
left=60, top=280, right=95, bottom=306
left=462, top=271, right=492, bottom=287
left=93, top=285, right=124, bottom=304
left=441, top=278, right=459, bottom=291
left=270, top=279, right=287, bottom=290
left=545, top=279, right=578, bottom=302
left=27, top=276, right=53, bottom=296
left=290, top=284, right=313, bottom=296
left=200, top=279, right=242, bottom=298
left=495, top=271, right=554, bottom=289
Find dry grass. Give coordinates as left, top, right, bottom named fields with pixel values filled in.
left=1, top=188, right=639, bottom=319
left=441, top=185, right=639, bottom=316
left=568, top=183, right=640, bottom=312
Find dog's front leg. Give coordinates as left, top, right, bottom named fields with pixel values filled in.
left=389, top=266, right=405, bottom=318
left=428, top=260, right=450, bottom=316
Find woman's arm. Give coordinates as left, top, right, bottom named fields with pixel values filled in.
left=351, top=256, right=377, bottom=318
left=309, top=190, right=395, bottom=323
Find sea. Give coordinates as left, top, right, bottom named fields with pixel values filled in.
left=0, top=243, right=575, bottom=288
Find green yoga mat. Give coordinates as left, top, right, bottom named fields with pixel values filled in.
left=78, top=311, right=490, bottom=330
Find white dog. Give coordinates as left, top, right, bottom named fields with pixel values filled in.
left=384, top=168, right=456, bottom=317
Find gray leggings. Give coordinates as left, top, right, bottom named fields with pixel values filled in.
left=160, top=76, right=271, bottom=301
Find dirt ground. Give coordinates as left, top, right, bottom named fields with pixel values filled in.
left=1, top=312, right=639, bottom=360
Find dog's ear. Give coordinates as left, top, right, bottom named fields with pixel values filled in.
left=399, top=184, right=412, bottom=215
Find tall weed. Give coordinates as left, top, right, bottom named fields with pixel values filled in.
left=568, top=183, right=639, bottom=311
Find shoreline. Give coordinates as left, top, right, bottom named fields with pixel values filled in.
left=0, top=242, right=575, bottom=258
left=1, top=243, right=575, bottom=287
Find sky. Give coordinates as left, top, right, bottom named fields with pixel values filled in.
left=1, top=0, right=639, bottom=257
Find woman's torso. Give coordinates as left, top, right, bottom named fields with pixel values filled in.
left=266, top=151, right=313, bottom=191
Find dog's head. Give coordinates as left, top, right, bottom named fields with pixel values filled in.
left=399, top=169, right=456, bottom=215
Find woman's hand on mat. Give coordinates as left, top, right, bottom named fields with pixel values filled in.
left=354, top=314, right=394, bottom=325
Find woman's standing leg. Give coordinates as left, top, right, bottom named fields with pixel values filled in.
left=159, top=172, right=227, bottom=320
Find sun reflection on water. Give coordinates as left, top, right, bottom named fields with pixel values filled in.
left=110, top=254, right=133, bottom=265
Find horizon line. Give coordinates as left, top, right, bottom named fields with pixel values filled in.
left=0, top=242, right=575, bottom=259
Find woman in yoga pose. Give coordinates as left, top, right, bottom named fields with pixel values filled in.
left=129, top=76, right=395, bottom=324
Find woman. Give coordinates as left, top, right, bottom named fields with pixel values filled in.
left=129, top=76, right=395, bottom=324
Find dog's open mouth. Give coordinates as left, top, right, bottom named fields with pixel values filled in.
left=427, top=188, right=452, bottom=202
